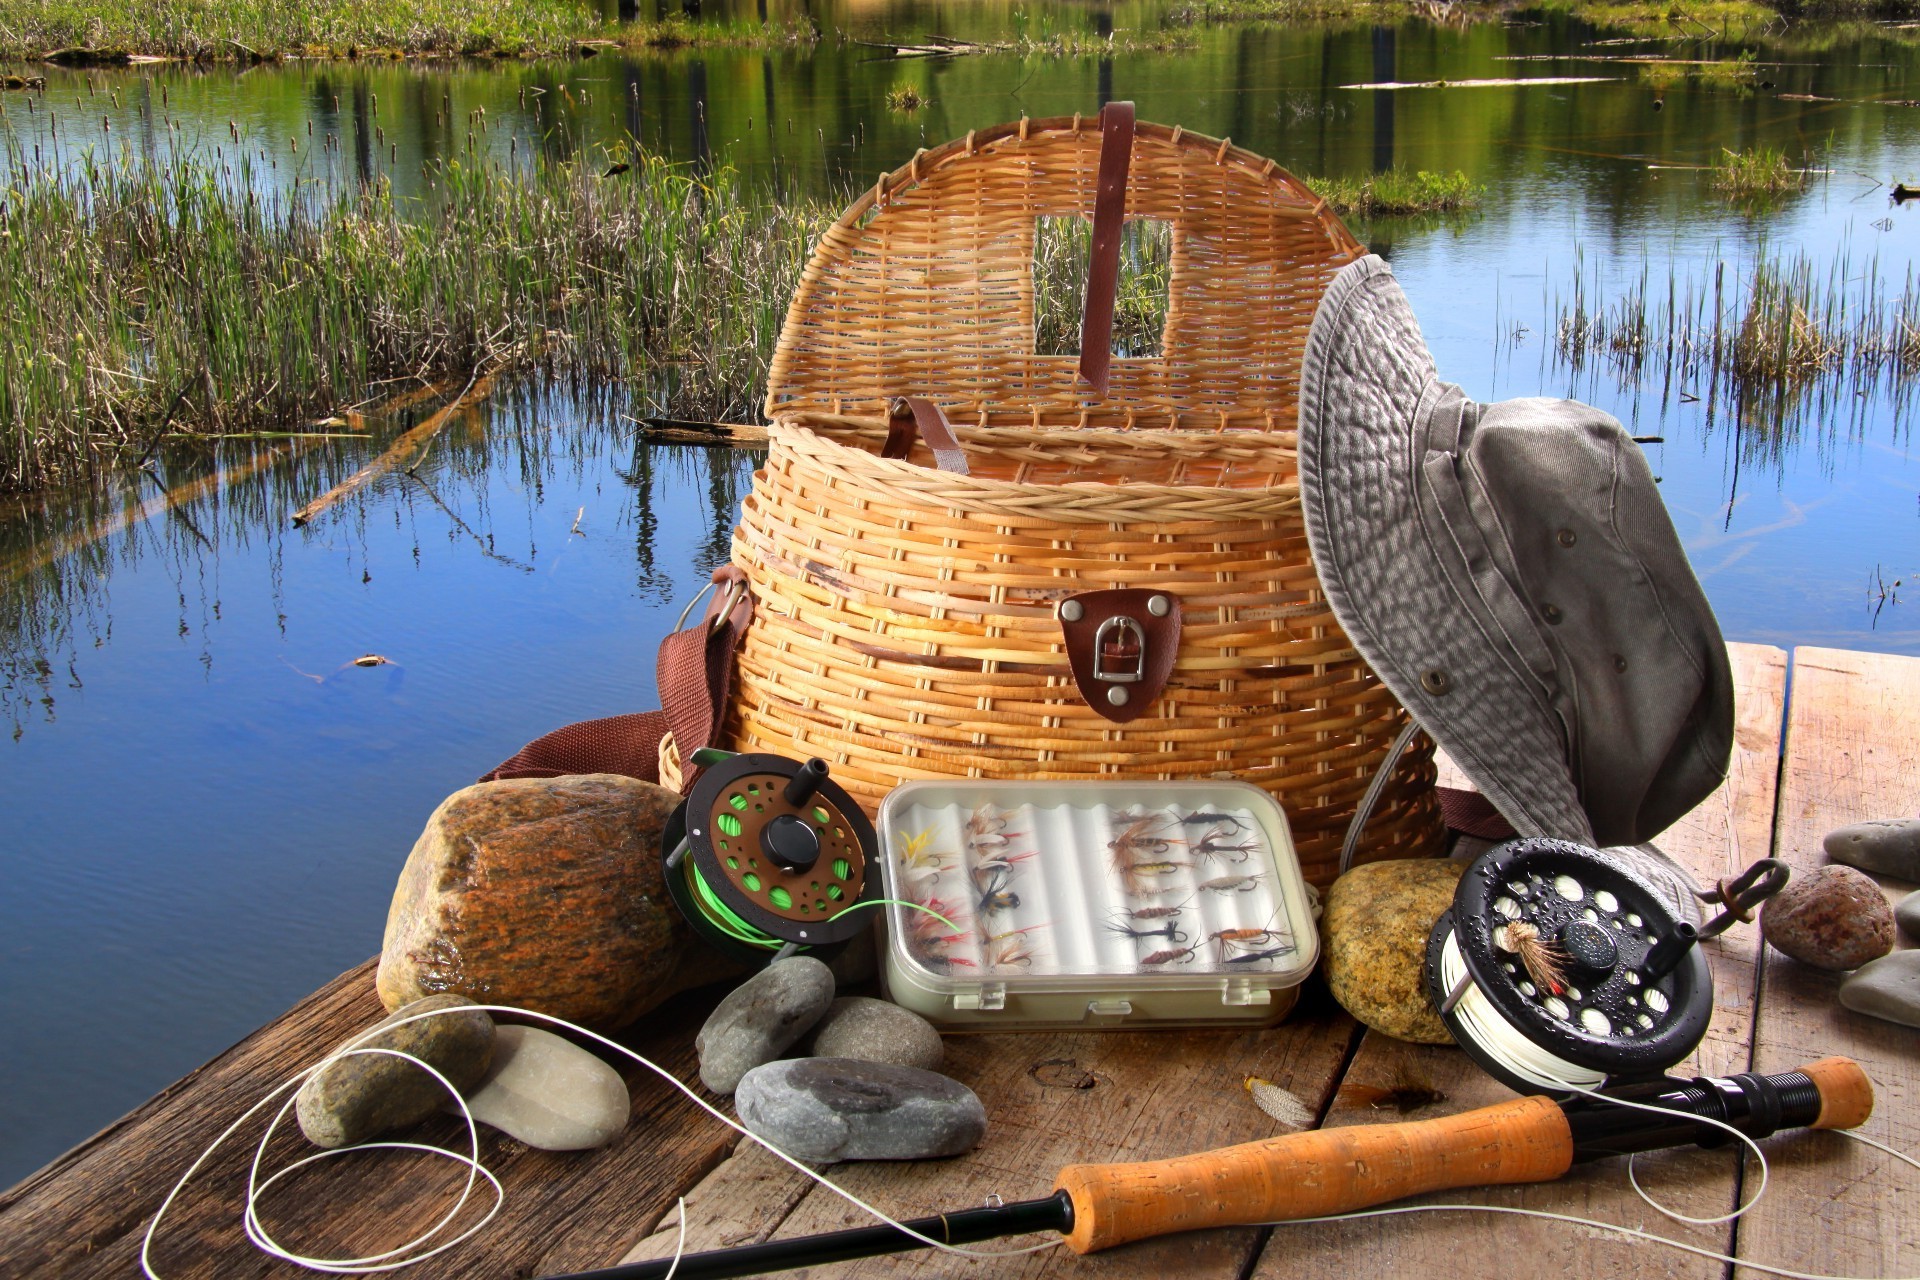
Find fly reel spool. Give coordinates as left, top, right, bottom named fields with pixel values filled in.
left=1424, top=838, right=1785, bottom=1095
left=662, top=752, right=880, bottom=966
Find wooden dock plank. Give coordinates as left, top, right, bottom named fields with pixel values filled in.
left=619, top=1002, right=1362, bottom=1278
left=0, top=962, right=745, bottom=1279
left=1246, top=641, right=1788, bottom=1280
left=1738, top=646, right=1920, bottom=1280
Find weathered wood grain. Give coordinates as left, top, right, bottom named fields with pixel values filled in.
left=1739, top=646, right=1920, bottom=1280
left=1247, top=642, right=1788, bottom=1280
left=0, top=961, right=744, bottom=1279
left=620, top=993, right=1362, bottom=1278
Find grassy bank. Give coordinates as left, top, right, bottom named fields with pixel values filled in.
left=1, top=0, right=816, bottom=63
left=1297, top=167, right=1484, bottom=218
left=0, top=147, right=837, bottom=490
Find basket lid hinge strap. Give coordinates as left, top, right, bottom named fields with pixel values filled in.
left=1076, top=100, right=1136, bottom=397
left=658, top=565, right=755, bottom=789
left=882, top=396, right=969, bottom=474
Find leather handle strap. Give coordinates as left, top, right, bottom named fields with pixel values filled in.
left=880, top=396, right=969, bottom=474
left=656, top=565, right=754, bottom=788
left=1077, top=101, right=1136, bottom=397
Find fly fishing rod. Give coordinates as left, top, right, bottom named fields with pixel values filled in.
left=545, top=1056, right=1872, bottom=1280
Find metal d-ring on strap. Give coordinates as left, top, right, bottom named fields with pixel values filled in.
left=673, top=576, right=749, bottom=637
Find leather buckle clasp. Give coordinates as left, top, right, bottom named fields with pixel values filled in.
left=1057, top=589, right=1180, bottom=723
left=1092, top=616, right=1147, bottom=684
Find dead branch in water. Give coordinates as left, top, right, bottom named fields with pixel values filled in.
left=289, top=366, right=497, bottom=527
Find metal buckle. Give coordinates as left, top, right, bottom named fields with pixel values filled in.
left=1091, top=616, right=1146, bottom=684
left=673, top=578, right=747, bottom=636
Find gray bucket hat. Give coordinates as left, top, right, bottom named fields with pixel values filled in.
left=1299, top=255, right=1733, bottom=850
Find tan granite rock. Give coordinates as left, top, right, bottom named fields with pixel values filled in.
left=1321, top=858, right=1465, bottom=1045
left=377, top=774, right=699, bottom=1031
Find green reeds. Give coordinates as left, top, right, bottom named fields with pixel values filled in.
left=1714, top=146, right=1811, bottom=199
left=1, top=0, right=816, bottom=62
left=884, top=83, right=927, bottom=113
left=1295, top=167, right=1484, bottom=218
left=0, top=144, right=838, bottom=490
left=1553, top=244, right=1920, bottom=440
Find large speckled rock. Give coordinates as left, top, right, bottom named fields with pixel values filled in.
left=1321, top=859, right=1466, bottom=1044
left=377, top=774, right=696, bottom=1031
left=297, top=995, right=494, bottom=1149
left=697, top=958, right=836, bottom=1094
left=1761, top=865, right=1894, bottom=971
left=735, top=1058, right=986, bottom=1161
left=1825, top=819, right=1920, bottom=882
left=803, top=997, right=944, bottom=1071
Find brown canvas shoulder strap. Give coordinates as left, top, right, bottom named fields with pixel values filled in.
left=482, top=568, right=753, bottom=792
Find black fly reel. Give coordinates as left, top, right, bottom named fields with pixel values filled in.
left=661, top=751, right=881, bottom=967
left=1424, top=837, right=1785, bottom=1095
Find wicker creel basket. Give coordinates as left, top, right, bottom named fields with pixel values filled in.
left=715, top=112, right=1445, bottom=886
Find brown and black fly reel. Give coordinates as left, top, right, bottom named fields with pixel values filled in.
left=1424, top=837, right=1787, bottom=1095
left=662, top=752, right=880, bottom=966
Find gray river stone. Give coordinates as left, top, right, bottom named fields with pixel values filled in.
left=1897, top=890, right=1920, bottom=941
left=1838, top=951, right=1920, bottom=1027
left=1825, top=819, right=1920, bottom=882
left=297, top=994, right=494, bottom=1149
left=453, top=1025, right=631, bottom=1150
left=696, top=957, right=836, bottom=1094
left=803, top=997, right=944, bottom=1071
left=734, top=1058, right=986, bottom=1161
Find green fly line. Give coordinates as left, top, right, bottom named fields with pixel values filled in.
left=679, top=859, right=960, bottom=951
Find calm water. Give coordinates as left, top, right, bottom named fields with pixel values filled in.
left=6, top=1, right=1920, bottom=1188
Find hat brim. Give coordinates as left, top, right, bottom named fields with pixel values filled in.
left=1298, top=256, right=1595, bottom=846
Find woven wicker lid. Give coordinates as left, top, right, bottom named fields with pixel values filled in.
left=765, top=115, right=1363, bottom=427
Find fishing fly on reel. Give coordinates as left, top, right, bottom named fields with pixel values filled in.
left=1424, top=837, right=1787, bottom=1095
left=661, top=751, right=880, bottom=966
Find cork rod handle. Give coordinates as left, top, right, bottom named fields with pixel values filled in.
left=1054, top=1095, right=1575, bottom=1254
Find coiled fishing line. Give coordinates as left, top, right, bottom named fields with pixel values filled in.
left=1425, top=837, right=1716, bottom=1096
left=1435, top=932, right=1607, bottom=1092
left=139, top=1002, right=1058, bottom=1278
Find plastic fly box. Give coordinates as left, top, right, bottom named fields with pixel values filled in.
left=877, top=780, right=1318, bottom=1030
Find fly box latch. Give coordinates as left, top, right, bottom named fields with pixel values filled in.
left=953, top=982, right=1007, bottom=1012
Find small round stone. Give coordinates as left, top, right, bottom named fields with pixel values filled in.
left=734, top=1058, right=986, bottom=1161
left=696, top=958, right=836, bottom=1094
left=1825, top=819, right=1920, bottom=882
left=1839, top=951, right=1920, bottom=1027
left=1321, top=858, right=1466, bottom=1045
left=1896, top=889, right=1920, bottom=941
left=804, top=997, right=944, bottom=1071
left=1761, top=865, right=1894, bottom=971
left=455, top=1025, right=630, bottom=1150
left=297, top=995, right=494, bottom=1149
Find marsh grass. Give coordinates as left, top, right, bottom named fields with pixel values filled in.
left=1031, top=216, right=1173, bottom=358
left=884, top=83, right=926, bottom=113
left=1715, top=146, right=1811, bottom=198
left=1554, top=247, right=1920, bottom=439
left=0, top=144, right=839, bottom=490
left=1296, top=167, right=1484, bottom=217
left=1, top=0, right=816, bottom=62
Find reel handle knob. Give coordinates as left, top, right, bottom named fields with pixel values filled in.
left=1641, top=919, right=1700, bottom=981
left=783, top=757, right=830, bottom=807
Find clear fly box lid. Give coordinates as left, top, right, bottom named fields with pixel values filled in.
left=876, top=780, right=1319, bottom=1030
